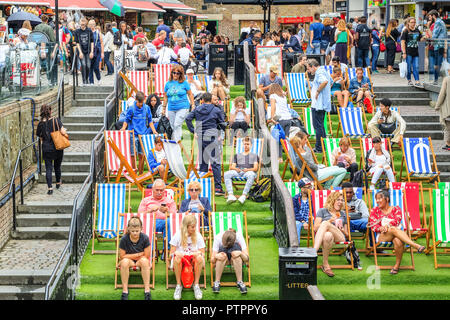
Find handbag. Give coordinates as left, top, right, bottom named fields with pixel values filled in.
left=380, top=41, right=386, bottom=52
left=378, top=121, right=397, bottom=134
left=50, top=118, right=70, bottom=150
left=181, top=255, right=194, bottom=289
left=156, top=115, right=173, bottom=139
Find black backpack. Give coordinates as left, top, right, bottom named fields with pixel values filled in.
left=156, top=115, right=173, bottom=139
left=345, top=242, right=361, bottom=269
left=352, top=169, right=368, bottom=189
left=248, top=177, right=271, bottom=202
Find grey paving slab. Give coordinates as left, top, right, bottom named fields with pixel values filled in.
left=22, top=183, right=83, bottom=206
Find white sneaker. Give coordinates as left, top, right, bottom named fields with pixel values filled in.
left=193, top=284, right=202, bottom=300
left=227, top=194, right=237, bottom=204
left=238, top=195, right=246, bottom=204
left=174, top=284, right=183, bottom=300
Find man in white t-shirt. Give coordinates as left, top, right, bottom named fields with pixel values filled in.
left=186, top=69, right=204, bottom=100
left=177, top=42, right=194, bottom=72
left=211, top=228, right=249, bottom=294
left=155, top=43, right=178, bottom=65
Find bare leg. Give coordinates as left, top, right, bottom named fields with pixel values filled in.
left=322, top=232, right=334, bottom=269
left=120, top=258, right=135, bottom=293
left=231, top=251, right=243, bottom=282
left=137, top=257, right=151, bottom=292
left=392, top=237, right=403, bottom=270
left=335, top=91, right=344, bottom=107
left=314, top=221, right=346, bottom=252
left=387, top=228, right=421, bottom=250
left=173, top=255, right=182, bottom=286
left=193, top=254, right=204, bottom=285
left=217, top=87, right=227, bottom=101
left=343, top=91, right=350, bottom=108
left=214, top=252, right=227, bottom=282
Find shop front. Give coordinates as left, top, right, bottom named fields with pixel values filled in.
left=277, top=16, right=313, bottom=30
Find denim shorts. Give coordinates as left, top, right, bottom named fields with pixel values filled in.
left=320, top=40, right=329, bottom=51
left=130, top=134, right=143, bottom=156
left=218, top=243, right=242, bottom=261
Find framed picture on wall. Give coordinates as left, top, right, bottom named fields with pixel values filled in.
left=255, top=46, right=283, bottom=78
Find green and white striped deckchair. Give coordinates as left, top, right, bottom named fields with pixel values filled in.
left=321, top=138, right=341, bottom=166
left=285, top=182, right=301, bottom=197
left=209, top=211, right=251, bottom=287
left=430, top=188, right=450, bottom=269
left=302, top=108, right=332, bottom=138
left=437, top=182, right=450, bottom=190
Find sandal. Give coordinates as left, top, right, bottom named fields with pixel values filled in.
left=390, top=268, right=399, bottom=275
left=321, top=265, right=335, bottom=277
left=417, top=246, right=425, bottom=254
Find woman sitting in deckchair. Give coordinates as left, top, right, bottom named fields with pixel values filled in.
left=146, top=137, right=168, bottom=179
left=179, top=180, right=212, bottom=227
left=118, top=216, right=152, bottom=300
left=369, top=190, right=425, bottom=275
left=330, top=66, right=351, bottom=108
left=314, top=191, right=348, bottom=277
left=169, top=215, right=205, bottom=301
left=290, top=131, right=347, bottom=188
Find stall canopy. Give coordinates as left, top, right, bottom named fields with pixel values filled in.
left=122, top=0, right=166, bottom=12
left=49, top=0, right=108, bottom=10
left=153, top=0, right=195, bottom=11
left=0, top=0, right=50, bottom=5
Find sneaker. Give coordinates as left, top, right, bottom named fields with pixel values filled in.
left=238, top=195, right=246, bottom=204
left=227, top=194, right=237, bottom=204
left=212, top=281, right=220, bottom=293
left=414, top=82, right=424, bottom=88
left=144, top=291, right=152, bottom=300
left=174, top=284, right=183, bottom=300
left=408, top=80, right=413, bottom=86
left=193, top=284, right=203, bottom=300
left=237, top=281, right=247, bottom=294
left=121, top=292, right=129, bottom=300
left=215, top=188, right=225, bottom=196
left=442, top=145, right=450, bottom=151
left=433, top=81, right=438, bottom=86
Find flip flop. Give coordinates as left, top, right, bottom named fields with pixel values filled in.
left=417, top=246, right=425, bottom=254
left=390, top=268, right=399, bottom=275
left=321, top=265, right=335, bottom=277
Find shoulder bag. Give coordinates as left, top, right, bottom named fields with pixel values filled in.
left=50, top=117, right=71, bottom=150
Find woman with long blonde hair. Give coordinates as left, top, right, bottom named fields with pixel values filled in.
left=334, top=19, right=352, bottom=64
left=169, top=214, right=205, bottom=300
left=209, top=67, right=230, bottom=101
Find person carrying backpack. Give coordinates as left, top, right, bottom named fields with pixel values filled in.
left=121, top=91, right=158, bottom=175
left=355, top=16, right=372, bottom=68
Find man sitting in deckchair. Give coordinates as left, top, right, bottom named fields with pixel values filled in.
left=121, top=91, right=158, bottom=174
left=146, top=137, right=168, bottom=179
left=342, top=182, right=369, bottom=234
left=225, top=137, right=259, bottom=205
left=348, top=67, right=373, bottom=111
left=211, top=228, right=249, bottom=294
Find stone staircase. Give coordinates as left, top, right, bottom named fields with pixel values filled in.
left=0, top=85, right=111, bottom=299
left=374, top=85, right=431, bottom=106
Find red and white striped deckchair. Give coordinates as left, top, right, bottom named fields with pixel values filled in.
left=105, top=130, right=135, bottom=182
left=151, top=64, right=172, bottom=98
left=114, top=212, right=156, bottom=289
left=127, top=70, right=150, bottom=97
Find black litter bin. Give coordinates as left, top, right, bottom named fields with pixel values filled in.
left=279, top=247, right=317, bottom=300
left=307, top=54, right=326, bottom=66
left=208, top=44, right=228, bottom=76
left=234, top=45, right=245, bottom=85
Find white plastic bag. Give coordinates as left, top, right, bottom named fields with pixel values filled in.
left=441, top=60, right=450, bottom=76
left=399, top=61, right=407, bottom=78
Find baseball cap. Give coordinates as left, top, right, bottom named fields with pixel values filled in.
left=298, top=178, right=312, bottom=189
left=269, top=65, right=279, bottom=74
left=186, top=69, right=195, bottom=74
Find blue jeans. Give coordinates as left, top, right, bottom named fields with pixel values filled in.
left=296, top=221, right=307, bottom=243
left=371, top=46, right=380, bottom=71
left=104, top=51, right=114, bottom=74
left=406, top=55, right=419, bottom=81
left=350, top=218, right=368, bottom=233
left=89, top=54, right=101, bottom=84
left=357, top=48, right=370, bottom=68
left=428, top=48, right=436, bottom=76
left=307, top=41, right=321, bottom=55
left=155, top=218, right=170, bottom=250
left=434, top=48, right=445, bottom=81
left=130, top=133, right=143, bottom=156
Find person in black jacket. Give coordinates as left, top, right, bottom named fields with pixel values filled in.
left=282, top=28, right=302, bottom=68
left=36, top=104, right=66, bottom=195
left=185, top=92, right=227, bottom=195
left=114, top=21, right=133, bottom=50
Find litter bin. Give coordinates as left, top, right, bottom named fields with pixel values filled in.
left=279, top=247, right=317, bottom=300
left=208, top=44, right=228, bottom=76
left=234, top=45, right=245, bottom=85
left=306, top=54, right=326, bottom=66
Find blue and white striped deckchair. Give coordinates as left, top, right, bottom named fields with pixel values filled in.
left=374, top=107, right=400, bottom=138
left=375, top=106, right=399, bottom=113
left=204, top=75, right=213, bottom=92
left=230, top=138, right=264, bottom=184
left=139, top=134, right=166, bottom=180
left=285, top=72, right=311, bottom=105
left=337, top=106, right=368, bottom=138
left=256, top=73, right=264, bottom=86
left=347, top=67, right=369, bottom=81
left=184, top=177, right=214, bottom=207
left=333, top=187, right=364, bottom=200
left=401, top=137, right=440, bottom=182
left=92, top=183, right=128, bottom=255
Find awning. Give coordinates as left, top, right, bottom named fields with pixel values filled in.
left=175, top=10, right=208, bottom=19
left=0, top=0, right=50, bottom=5
left=49, top=0, right=108, bottom=11
left=153, top=1, right=195, bottom=11
left=122, top=1, right=166, bottom=12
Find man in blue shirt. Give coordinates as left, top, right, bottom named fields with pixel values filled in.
left=307, top=59, right=331, bottom=153
left=429, top=10, right=448, bottom=85
left=307, top=13, right=324, bottom=55
left=156, top=19, right=171, bottom=44
left=121, top=91, right=158, bottom=174
left=256, top=66, right=283, bottom=100
left=348, top=67, right=372, bottom=103
left=292, top=178, right=312, bottom=244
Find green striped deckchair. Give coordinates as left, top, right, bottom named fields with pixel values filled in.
left=302, top=108, right=332, bottom=138
left=429, top=189, right=450, bottom=269
left=437, top=182, right=450, bottom=190
left=321, top=138, right=341, bottom=166
left=285, top=182, right=300, bottom=197
left=209, top=211, right=251, bottom=287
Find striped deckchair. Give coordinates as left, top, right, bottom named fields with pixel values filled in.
left=227, top=99, right=254, bottom=129
left=400, top=137, right=440, bottom=183
left=359, top=137, right=395, bottom=179
left=104, top=130, right=135, bottom=182
left=308, top=189, right=354, bottom=269
left=139, top=134, right=167, bottom=181
left=333, top=186, right=367, bottom=240
left=209, top=211, right=251, bottom=287
left=127, top=70, right=150, bottom=97
left=92, top=183, right=130, bottom=254
left=366, top=189, right=415, bottom=270
left=119, top=99, right=131, bottom=115
left=347, top=67, right=369, bottom=81
left=285, top=181, right=301, bottom=197
left=229, top=138, right=264, bottom=189
left=303, top=108, right=332, bottom=138
left=428, top=188, right=450, bottom=268
left=165, top=212, right=206, bottom=288
left=114, top=212, right=156, bottom=289
left=184, top=177, right=215, bottom=209
left=437, top=182, right=450, bottom=190
left=143, top=188, right=175, bottom=202
left=285, top=73, right=311, bottom=107
left=374, top=107, right=400, bottom=138
left=256, top=73, right=264, bottom=87
left=390, top=182, right=428, bottom=240
left=151, top=64, right=172, bottom=98
left=204, top=75, right=213, bottom=92
left=321, top=138, right=343, bottom=167
left=337, top=106, right=368, bottom=138
left=333, top=186, right=364, bottom=200
left=280, top=139, right=301, bottom=182
left=375, top=106, right=399, bottom=113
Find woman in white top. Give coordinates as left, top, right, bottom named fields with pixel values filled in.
left=366, top=136, right=395, bottom=189
left=133, top=37, right=149, bottom=70
left=103, top=23, right=115, bottom=75
left=185, top=69, right=204, bottom=100
left=156, top=42, right=178, bottom=65
left=268, top=83, right=292, bottom=159
left=169, top=215, right=205, bottom=301
left=209, top=67, right=230, bottom=101
left=229, top=96, right=251, bottom=138
left=262, top=32, right=275, bottom=46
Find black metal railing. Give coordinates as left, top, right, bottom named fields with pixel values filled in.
left=72, top=51, right=79, bottom=101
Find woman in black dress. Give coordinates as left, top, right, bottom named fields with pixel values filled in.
left=385, top=19, right=400, bottom=73
left=36, top=104, right=66, bottom=195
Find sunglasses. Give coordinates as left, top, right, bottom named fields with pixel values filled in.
left=172, top=71, right=181, bottom=75
left=189, top=188, right=200, bottom=192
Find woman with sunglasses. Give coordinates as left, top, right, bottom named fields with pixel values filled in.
left=163, top=65, right=195, bottom=141
left=179, top=180, right=212, bottom=227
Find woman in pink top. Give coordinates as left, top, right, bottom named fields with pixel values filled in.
left=369, top=190, right=425, bottom=274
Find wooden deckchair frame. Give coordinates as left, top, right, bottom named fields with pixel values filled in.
left=104, top=130, right=137, bottom=183
left=107, top=137, right=154, bottom=192
left=426, top=188, right=450, bottom=268
left=92, top=183, right=131, bottom=255
left=138, top=133, right=169, bottom=183
left=114, top=212, right=156, bottom=289
left=399, top=137, right=440, bottom=183
left=336, top=106, right=369, bottom=139
left=164, top=212, right=207, bottom=289
left=365, top=190, right=415, bottom=270
left=280, top=139, right=301, bottom=182
left=119, top=70, right=150, bottom=99
left=209, top=211, right=251, bottom=287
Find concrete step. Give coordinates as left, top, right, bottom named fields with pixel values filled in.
left=404, top=130, right=443, bottom=140
left=38, top=172, right=88, bottom=184
left=16, top=214, right=72, bottom=228
left=375, top=97, right=431, bottom=106
left=435, top=152, right=450, bottom=162
left=439, top=172, right=450, bottom=182
left=63, top=115, right=103, bottom=124
left=0, top=285, right=45, bottom=300
left=437, top=161, right=450, bottom=172
left=66, top=131, right=99, bottom=140
left=18, top=202, right=73, bottom=214
left=61, top=162, right=90, bottom=173
left=75, top=86, right=114, bottom=93
left=374, top=86, right=427, bottom=92
left=64, top=123, right=104, bottom=132
left=75, top=92, right=111, bottom=100
left=64, top=152, right=91, bottom=163
left=406, top=122, right=443, bottom=131
left=373, top=91, right=430, bottom=99
left=402, top=114, right=440, bottom=123
left=0, top=270, right=52, bottom=286
left=11, top=227, right=69, bottom=240
left=73, top=99, right=106, bottom=107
